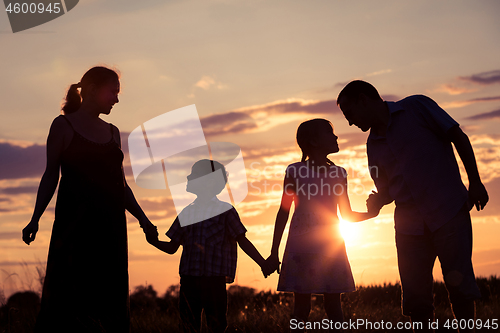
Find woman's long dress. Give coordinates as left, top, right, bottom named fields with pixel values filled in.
left=35, top=115, right=129, bottom=332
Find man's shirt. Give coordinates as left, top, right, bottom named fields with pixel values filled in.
left=367, top=95, right=468, bottom=235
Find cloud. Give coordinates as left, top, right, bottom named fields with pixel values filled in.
left=464, top=134, right=500, bottom=184
left=194, top=75, right=227, bottom=90
left=442, top=96, right=500, bottom=109
left=187, top=75, right=228, bottom=98
left=366, top=69, right=392, bottom=77
left=239, top=98, right=338, bottom=116
left=459, top=70, right=500, bottom=85
left=200, top=111, right=258, bottom=136
left=435, top=84, right=476, bottom=96
left=0, top=232, right=21, bottom=241
left=465, top=109, right=500, bottom=121
left=0, top=186, right=38, bottom=195
left=0, top=141, right=45, bottom=180
left=200, top=98, right=340, bottom=137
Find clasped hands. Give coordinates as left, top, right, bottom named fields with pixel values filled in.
left=261, top=253, right=281, bottom=278
left=142, top=220, right=159, bottom=244
left=366, top=190, right=385, bottom=217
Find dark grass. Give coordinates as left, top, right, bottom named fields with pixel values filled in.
left=1, top=276, right=498, bottom=332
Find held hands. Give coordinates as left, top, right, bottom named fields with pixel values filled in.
left=262, top=253, right=281, bottom=278
left=22, top=220, right=39, bottom=245
left=142, top=221, right=159, bottom=245
left=366, top=191, right=383, bottom=217
left=468, top=180, right=489, bottom=211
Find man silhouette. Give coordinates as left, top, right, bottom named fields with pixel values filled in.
left=337, top=80, right=489, bottom=332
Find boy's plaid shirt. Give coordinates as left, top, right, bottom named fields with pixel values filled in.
left=166, top=197, right=247, bottom=283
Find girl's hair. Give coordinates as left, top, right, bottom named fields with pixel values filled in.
left=62, top=66, right=120, bottom=115
left=296, top=118, right=334, bottom=164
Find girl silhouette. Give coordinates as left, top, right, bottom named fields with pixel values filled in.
left=266, top=118, right=379, bottom=330
left=22, top=66, right=158, bottom=332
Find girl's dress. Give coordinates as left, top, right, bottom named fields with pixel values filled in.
left=277, top=161, right=355, bottom=294
left=35, top=115, right=129, bottom=332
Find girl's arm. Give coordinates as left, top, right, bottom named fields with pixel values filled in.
left=23, top=117, right=68, bottom=245
left=268, top=173, right=295, bottom=272
left=338, top=178, right=379, bottom=222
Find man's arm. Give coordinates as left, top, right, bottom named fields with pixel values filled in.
left=447, top=125, right=489, bottom=210
left=367, top=155, right=393, bottom=210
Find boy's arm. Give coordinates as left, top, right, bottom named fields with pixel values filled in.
left=149, top=239, right=181, bottom=255
left=236, top=234, right=266, bottom=267
left=147, top=217, right=182, bottom=254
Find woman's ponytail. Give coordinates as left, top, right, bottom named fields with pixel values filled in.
left=62, top=83, right=82, bottom=115
left=60, top=66, right=120, bottom=115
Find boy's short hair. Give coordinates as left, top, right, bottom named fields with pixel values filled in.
left=191, top=159, right=228, bottom=195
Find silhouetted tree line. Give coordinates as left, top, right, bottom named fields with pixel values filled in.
left=1, top=276, right=498, bottom=332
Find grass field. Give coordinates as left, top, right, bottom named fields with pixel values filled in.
left=1, top=276, right=498, bottom=332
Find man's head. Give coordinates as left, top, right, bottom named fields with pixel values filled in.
left=337, top=80, right=384, bottom=132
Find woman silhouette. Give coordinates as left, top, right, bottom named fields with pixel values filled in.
left=22, top=66, right=158, bottom=332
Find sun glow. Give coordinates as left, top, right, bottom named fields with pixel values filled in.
left=339, top=217, right=358, bottom=246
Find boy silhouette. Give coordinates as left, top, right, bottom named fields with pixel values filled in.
left=147, top=159, right=270, bottom=333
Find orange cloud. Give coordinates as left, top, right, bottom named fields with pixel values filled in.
left=435, top=84, right=476, bottom=96
left=442, top=96, right=500, bottom=109
left=366, top=69, right=392, bottom=77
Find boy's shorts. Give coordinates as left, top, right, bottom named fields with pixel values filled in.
left=179, top=275, right=227, bottom=333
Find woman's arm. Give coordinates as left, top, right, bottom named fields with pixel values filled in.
left=113, top=125, right=158, bottom=236
left=338, top=179, right=378, bottom=222
left=124, top=183, right=154, bottom=230
left=23, top=117, right=68, bottom=245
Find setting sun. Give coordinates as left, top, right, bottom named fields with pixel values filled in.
left=339, top=217, right=359, bottom=245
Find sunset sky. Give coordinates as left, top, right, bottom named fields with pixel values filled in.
left=1, top=0, right=500, bottom=298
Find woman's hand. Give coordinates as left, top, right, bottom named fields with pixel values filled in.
left=263, top=253, right=281, bottom=277
left=22, top=220, right=39, bottom=245
left=144, top=223, right=159, bottom=244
